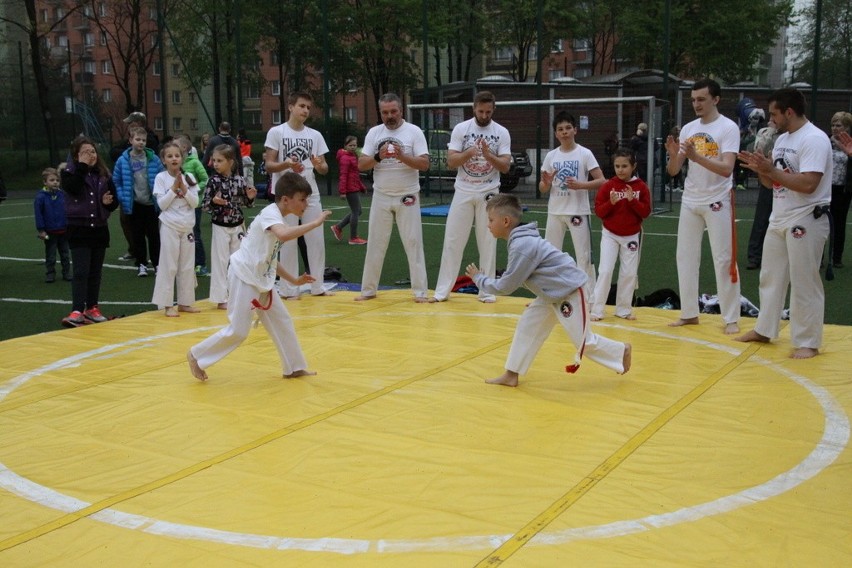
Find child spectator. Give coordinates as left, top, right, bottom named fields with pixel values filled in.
left=238, top=128, right=255, bottom=187
left=112, top=125, right=164, bottom=277
left=539, top=111, right=606, bottom=304
left=34, top=167, right=72, bottom=283
left=187, top=172, right=331, bottom=382
left=591, top=149, right=652, bottom=321
left=202, top=144, right=257, bottom=309
left=176, top=134, right=210, bottom=276
left=330, top=135, right=367, bottom=244
left=60, top=136, right=119, bottom=327
left=465, top=194, right=631, bottom=387
left=151, top=141, right=201, bottom=317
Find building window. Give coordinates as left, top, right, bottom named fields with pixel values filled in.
left=549, top=69, right=565, bottom=81
left=58, top=35, right=68, bottom=47
left=55, top=7, right=64, bottom=19
left=83, top=61, right=96, bottom=74
left=171, top=63, right=179, bottom=77
left=494, top=46, right=513, bottom=61
left=153, top=61, right=161, bottom=76
left=189, top=92, right=196, bottom=103
left=573, top=67, right=592, bottom=79
left=84, top=33, right=94, bottom=47
left=154, top=117, right=163, bottom=131
left=100, top=32, right=107, bottom=46
left=244, top=84, right=260, bottom=99
left=271, top=80, right=280, bottom=96
left=172, top=117, right=182, bottom=131
left=272, top=110, right=281, bottom=125
left=246, top=111, right=261, bottom=127
left=153, top=89, right=162, bottom=103
left=102, top=89, right=111, bottom=102
left=190, top=118, right=198, bottom=130
left=98, top=3, right=107, bottom=17
left=345, top=107, right=357, bottom=122
left=41, top=9, right=48, bottom=23
left=551, top=39, right=564, bottom=53
left=101, top=60, right=111, bottom=74
left=43, top=37, right=52, bottom=50
left=573, top=38, right=592, bottom=51
left=346, top=79, right=357, bottom=92
left=171, top=90, right=181, bottom=104
left=270, top=52, right=279, bottom=66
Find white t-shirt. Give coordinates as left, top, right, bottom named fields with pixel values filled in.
left=264, top=123, right=329, bottom=197
left=679, top=114, right=739, bottom=205
left=541, top=144, right=599, bottom=215
left=449, top=118, right=511, bottom=193
left=229, top=203, right=287, bottom=292
left=362, top=120, right=428, bottom=196
left=153, top=171, right=198, bottom=232
left=769, top=121, right=832, bottom=227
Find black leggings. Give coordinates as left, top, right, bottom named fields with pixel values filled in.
left=70, top=245, right=106, bottom=312
left=831, top=184, right=852, bottom=264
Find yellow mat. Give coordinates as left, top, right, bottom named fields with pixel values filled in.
left=1, top=290, right=850, bottom=567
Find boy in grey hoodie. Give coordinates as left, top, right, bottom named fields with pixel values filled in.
left=466, top=194, right=631, bottom=386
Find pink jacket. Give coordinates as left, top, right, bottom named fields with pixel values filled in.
left=337, top=148, right=365, bottom=195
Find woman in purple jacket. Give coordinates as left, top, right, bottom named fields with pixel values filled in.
left=60, top=136, right=119, bottom=327
left=330, top=136, right=367, bottom=245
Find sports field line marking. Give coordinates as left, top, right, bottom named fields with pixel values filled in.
left=474, top=342, right=762, bottom=567
left=0, top=305, right=511, bottom=553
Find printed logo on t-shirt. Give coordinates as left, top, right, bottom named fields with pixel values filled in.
left=401, top=194, right=417, bottom=206
left=772, top=151, right=795, bottom=192
left=378, top=138, right=404, bottom=163
left=280, top=136, right=314, bottom=163
left=553, top=159, right=579, bottom=191
left=559, top=301, right=574, bottom=318
left=461, top=133, right=498, bottom=179
left=687, top=133, right=720, bottom=157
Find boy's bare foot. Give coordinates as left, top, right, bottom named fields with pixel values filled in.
left=187, top=350, right=208, bottom=382
left=622, top=343, right=632, bottom=374
left=478, top=297, right=496, bottom=304
left=284, top=369, right=318, bottom=378
left=669, top=317, right=699, bottom=327
left=312, top=291, right=335, bottom=297
left=217, top=302, right=228, bottom=310
left=735, top=329, right=770, bottom=343
left=165, top=306, right=179, bottom=317
left=590, top=315, right=603, bottom=321
left=724, top=322, right=740, bottom=335
left=427, top=296, right=446, bottom=303
left=791, top=347, right=818, bottom=359
left=355, top=295, right=376, bottom=302
left=413, top=297, right=429, bottom=303
left=620, top=314, right=637, bottom=321
left=282, top=295, right=301, bottom=301
left=178, top=305, right=201, bottom=313
left=485, top=371, right=519, bottom=387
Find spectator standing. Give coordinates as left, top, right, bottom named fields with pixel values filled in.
left=629, top=122, right=649, bottom=181
left=201, top=122, right=243, bottom=177
left=829, top=111, right=852, bottom=268
left=34, top=167, right=71, bottom=283
left=330, top=135, right=367, bottom=245
left=745, top=121, right=779, bottom=270
left=176, top=135, right=210, bottom=275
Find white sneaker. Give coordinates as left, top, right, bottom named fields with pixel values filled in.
left=137, top=264, right=148, bottom=277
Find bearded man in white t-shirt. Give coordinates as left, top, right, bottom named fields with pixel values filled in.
left=736, top=88, right=832, bottom=359
left=430, top=91, right=512, bottom=303
left=664, top=78, right=741, bottom=334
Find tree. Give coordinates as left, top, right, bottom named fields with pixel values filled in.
left=485, top=0, right=577, bottom=83
left=613, top=0, right=792, bottom=83
left=789, top=0, right=852, bottom=88
left=427, top=1, right=488, bottom=85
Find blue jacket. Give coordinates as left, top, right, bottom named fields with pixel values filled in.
left=112, top=147, right=163, bottom=214
left=34, top=188, right=68, bottom=233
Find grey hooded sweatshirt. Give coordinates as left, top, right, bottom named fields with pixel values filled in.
left=472, top=221, right=588, bottom=302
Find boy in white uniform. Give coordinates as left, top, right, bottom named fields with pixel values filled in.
left=466, top=194, right=630, bottom=387
left=356, top=93, right=430, bottom=302
left=736, top=88, right=832, bottom=359
left=187, top=172, right=331, bottom=381
left=263, top=91, right=331, bottom=298
left=540, top=111, right=606, bottom=303
left=664, top=78, right=741, bottom=334
left=430, top=91, right=511, bottom=303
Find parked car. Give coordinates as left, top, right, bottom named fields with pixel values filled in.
left=420, top=129, right=531, bottom=192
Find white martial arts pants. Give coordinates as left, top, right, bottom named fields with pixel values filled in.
left=675, top=197, right=740, bottom=324
left=592, top=228, right=641, bottom=319
left=191, top=270, right=308, bottom=375
left=152, top=224, right=197, bottom=309
left=278, top=194, right=326, bottom=297
left=360, top=191, right=428, bottom=299
left=433, top=188, right=497, bottom=302
left=545, top=213, right=597, bottom=305
left=753, top=211, right=828, bottom=349
left=506, top=290, right=626, bottom=376
left=209, top=224, right=245, bottom=304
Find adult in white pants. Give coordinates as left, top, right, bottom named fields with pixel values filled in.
left=356, top=93, right=430, bottom=302
left=263, top=90, right=330, bottom=298
left=664, top=78, right=741, bottom=334
left=432, top=91, right=511, bottom=303
left=736, top=87, right=833, bottom=359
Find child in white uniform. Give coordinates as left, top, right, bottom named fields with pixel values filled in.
left=152, top=141, right=200, bottom=316
left=466, top=194, right=631, bottom=387
left=188, top=172, right=331, bottom=381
